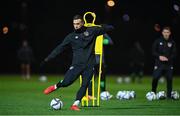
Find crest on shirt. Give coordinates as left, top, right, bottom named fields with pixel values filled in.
left=69, top=66, right=74, bottom=70
left=160, top=42, right=163, bottom=45
left=75, top=36, right=79, bottom=39
left=83, top=31, right=89, bottom=36
left=167, top=42, right=172, bottom=48
left=154, top=66, right=158, bottom=70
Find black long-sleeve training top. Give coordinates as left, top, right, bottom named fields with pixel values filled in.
left=152, top=37, right=177, bottom=65
left=45, top=24, right=114, bottom=66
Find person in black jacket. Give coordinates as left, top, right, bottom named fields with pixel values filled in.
left=41, top=14, right=114, bottom=110
left=17, top=40, right=34, bottom=79
left=151, top=26, right=177, bottom=99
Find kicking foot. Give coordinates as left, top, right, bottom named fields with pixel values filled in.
left=70, top=105, right=80, bottom=111
left=43, top=85, right=56, bottom=94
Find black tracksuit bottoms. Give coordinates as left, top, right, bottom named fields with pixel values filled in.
left=152, top=64, right=173, bottom=98
left=56, top=64, right=94, bottom=101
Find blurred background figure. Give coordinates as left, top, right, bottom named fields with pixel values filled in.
left=129, top=41, right=145, bottom=83
left=151, top=26, right=177, bottom=99
left=17, top=40, right=35, bottom=80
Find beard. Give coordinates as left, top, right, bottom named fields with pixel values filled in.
left=164, top=35, right=170, bottom=40
left=74, top=26, right=86, bottom=33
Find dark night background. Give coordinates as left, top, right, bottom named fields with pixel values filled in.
left=0, top=0, right=179, bottom=75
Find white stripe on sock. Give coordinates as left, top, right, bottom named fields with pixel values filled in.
left=54, top=85, right=57, bottom=89
left=73, top=100, right=80, bottom=106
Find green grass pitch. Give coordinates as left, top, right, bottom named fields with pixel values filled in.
left=0, top=75, right=180, bottom=115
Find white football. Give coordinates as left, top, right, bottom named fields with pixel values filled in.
left=39, top=75, right=47, bottom=82
left=146, top=92, right=156, bottom=101
left=156, top=91, right=166, bottom=100
left=171, top=91, right=180, bottom=100
left=116, top=91, right=136, bottom=100
left=159, top=77, right=165, bottom=83
left=129, top=91, right=136, bottom=99
left=50, top=98, right=63, bottom=110
left=123, top=91, right=131, bottom=100
left=100, top=91, right=113, bottom=100
left=116, top=77, right=123, bottom=84
left=116, top=91, right=126, bottom=100
left=124, top=77, right=131, bottom=83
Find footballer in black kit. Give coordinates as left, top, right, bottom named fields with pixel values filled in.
left=41, top=14, right=114, bottom=110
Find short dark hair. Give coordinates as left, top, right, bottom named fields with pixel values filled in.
left=73, top=15, right=83, bottom=20
left=162, top=26, right=171, bottom=32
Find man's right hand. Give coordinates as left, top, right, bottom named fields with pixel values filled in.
left=159, top=56, right=168, bottom=61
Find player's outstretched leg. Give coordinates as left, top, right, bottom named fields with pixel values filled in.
left=44, top=66, right=82, bottom=95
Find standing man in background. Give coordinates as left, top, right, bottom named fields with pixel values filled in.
left=151, top=26, right=177, bottom=99
left=17, top=40, right=35, bottom=80
left=129, top=41, right=145, bottom=83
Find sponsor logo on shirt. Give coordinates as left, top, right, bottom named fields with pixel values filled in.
left=154, top=66, right=158, bottom=70
left=69, top=66, right=74, bottom=70
left=75, top=36, right=79, bottom=39
left=167, top=42, right=172, bottom=48
left=84, top=31, right=89, bottom=36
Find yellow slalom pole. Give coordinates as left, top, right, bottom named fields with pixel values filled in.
left=97, top=54, right=103, bottom=106
left=80, top=75, right=84, bottom=106
left=80, top=75, right=82, bottom=85
left=86, top=88, right=88, bottom=106
left=82, top=99, right=84, bottom=106
left=94, top=35, right=103, bottom=107
left=92, top=75, right=95, bottom=106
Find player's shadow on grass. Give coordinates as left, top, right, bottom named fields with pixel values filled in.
left=98, top=105, right=176, bottom=110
